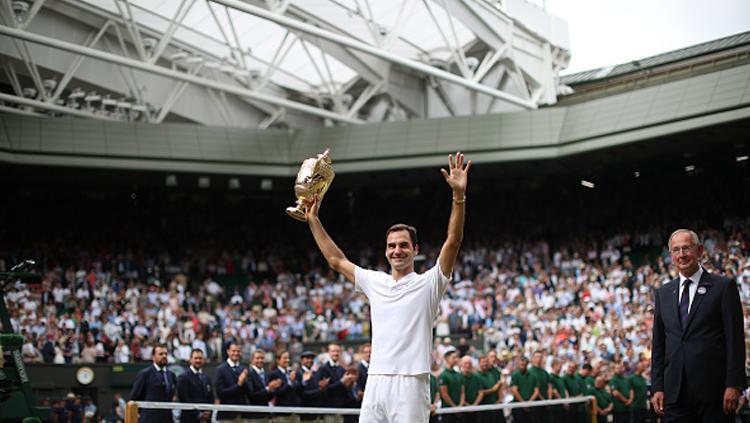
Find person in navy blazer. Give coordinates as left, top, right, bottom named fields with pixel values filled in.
left=317, top=344, right=357, bottom=408
left=214, top=342, right=252, bottom=421
left=355, top=343, right=371, bottom=405
left=177, top=349, right=213, bottom=423
left=268, top=350, right=302, bottom=407
left=298, top=351, right=328, bottom=421
left=651, top=229, right=746, bottom=422
left=247, top=349, right=283, bottom=419
left=129, top=344, right=177, bottom=423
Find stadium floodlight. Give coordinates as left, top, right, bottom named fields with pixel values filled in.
left=168, top=51, right=189, bottom=61
left=131, top=104, right=147, bottom=112
left=42, top=79, right=57, bottom=91
left=634, top=171, right=641, bottom=178
left=102, top=96, right=117, bottom=107
left=84, top=92, right=101, bottom=102
left=117, top=101, right=132, bottom=109
left=204, top=61, right=221, bottom=69
left=185, top=56, right=204, bottom=64
left=11, top=0, right=30, bottom=14
left=580, top=180, right=595, bottom=189
left=228, top=178, right=241, bottom=190
left=21, top=87, right=36, bottom=98
left=165, top=174, right=178, bottom=187
left=260, top=178, right=273, bottom=191
left=684, top=165, right=695, bottom=172
left=736, top=156, right=748, bottom=162
left=142, top=37, right=157, bottom=51
left=198, top=176, right=210, bottom=188
left=219, top=64, right=235, bottom=73
left=68, top=88, right=85, bottom=99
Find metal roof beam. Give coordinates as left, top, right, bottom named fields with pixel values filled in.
left=0, top=92, right=119, bottom=120
left=210, top=0, right=537, bottom=109
left=0, top=25, right=363, bottom=124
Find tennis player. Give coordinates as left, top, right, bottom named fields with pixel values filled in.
left=305, top=152, right=471, bottom=422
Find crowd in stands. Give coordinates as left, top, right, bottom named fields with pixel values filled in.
left=4, top=218, right=750, bottom=422
left=3, top=154, right=750, bottom=422
left=7, top=219, right=750, bottom=368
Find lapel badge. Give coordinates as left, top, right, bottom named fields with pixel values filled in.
left=697, top=286, right=707, bottom=295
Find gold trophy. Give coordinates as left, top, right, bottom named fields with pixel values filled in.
left=285, top=149, right=335, bottom=221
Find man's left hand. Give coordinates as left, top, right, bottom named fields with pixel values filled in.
left=440, top=152, right=471, bottom=194
left=724, top=387, right=740, bottom=414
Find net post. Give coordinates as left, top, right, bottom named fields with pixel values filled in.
left=590, top=396, right=598, bottom=423
left=125, top=401, right=139, bottom=423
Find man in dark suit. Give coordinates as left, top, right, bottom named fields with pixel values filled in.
left=355, top=343, right=371, bottom=404
left=317, top=343, right=357, bottom=410
left=214, top=342, right=251, bottom=421
left=268, top=350, right=302, bottom=407
left=247, top=349, right=283, bottom=421
left=651, top=229, right=746, bottom=422
left=129, top=344, right=176, bottom=423
left=177, top=349, right=213, bottom=423
left=268, top=350, right=303, bottom=423
left=299, top=351, right=329, bottom=421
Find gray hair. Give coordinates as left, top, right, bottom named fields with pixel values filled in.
left=668, top=229, right=700, bottom=249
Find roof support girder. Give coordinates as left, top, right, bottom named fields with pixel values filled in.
left=210, top=0, right=536, bottom=110
left=0, top=25, right=363, bottom=124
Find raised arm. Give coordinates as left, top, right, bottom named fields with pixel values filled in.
left=438, top=152, right=471, bottom=278
left=306, top=195, right=356, bottom=282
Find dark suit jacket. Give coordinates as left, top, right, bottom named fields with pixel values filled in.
left=652, top=270, right=746, bottom=406
left=357, top=362, right=368, bottom=393
left=268, top=368, right=302, bottom=406
left=317, top=362, right=349, bottom=407
left=300, top=367, right=325, bottom=405
left=129, top=365, right=177, bottom=423
left=176, top=368, right=213, bottom=423
left=214, top=362, right=252, bottom=420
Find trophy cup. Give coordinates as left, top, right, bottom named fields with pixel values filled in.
left=285, top=149, right=335, bottom=221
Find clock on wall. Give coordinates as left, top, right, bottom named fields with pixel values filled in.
left=76, top=366, right=95, bottom=385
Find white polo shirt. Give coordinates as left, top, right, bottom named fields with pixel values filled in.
left=355, top=264, right=451, bottom=375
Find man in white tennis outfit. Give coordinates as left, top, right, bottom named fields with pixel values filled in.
left=305, top=152, right=471, bottom=422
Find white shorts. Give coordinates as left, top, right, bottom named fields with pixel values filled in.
left=358, top=374, right=430, bottom=423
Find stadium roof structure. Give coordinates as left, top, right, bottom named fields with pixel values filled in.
left=558, top=30, right=750, bottom=104
left=561, top=31, right=750, bottom=86
left=0, top=0, right=570, bottom=128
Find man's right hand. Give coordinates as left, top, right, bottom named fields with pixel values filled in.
left=651, top=391, right=665, bottom=416
left=342, top=374, right=356, bottom=388
left=318, top=377, right=330, bottom=390
left=267, top=379, right=283, bottom=391
left=238, top=369, right=248, bottom=386
left=305, top=194, right=321, bottom=221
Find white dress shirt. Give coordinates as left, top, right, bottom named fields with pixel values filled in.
left=678, top=267, right=703, bottom=313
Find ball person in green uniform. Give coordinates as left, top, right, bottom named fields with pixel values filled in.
left=609, top=363, right=633, bottom=423
left=578, top=363, right=595, bottom=394
left=510, top=356, right=538, bottom=423
left=628, top=362, right=649, bottom=423
left=592, top=375, right=614, bottom=423
left=429, top=363, right=441, bottom=423
left=528, top=351, right=552, bottom=423
left=461, top=356, right=483, bottom=423
left=549, top=359, right=568, bottom=423
left=439, top=350, right=465, bottom=423
left=476, top=355, right=504, bottom=423
left=563, top=361, right=586, bottom=423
